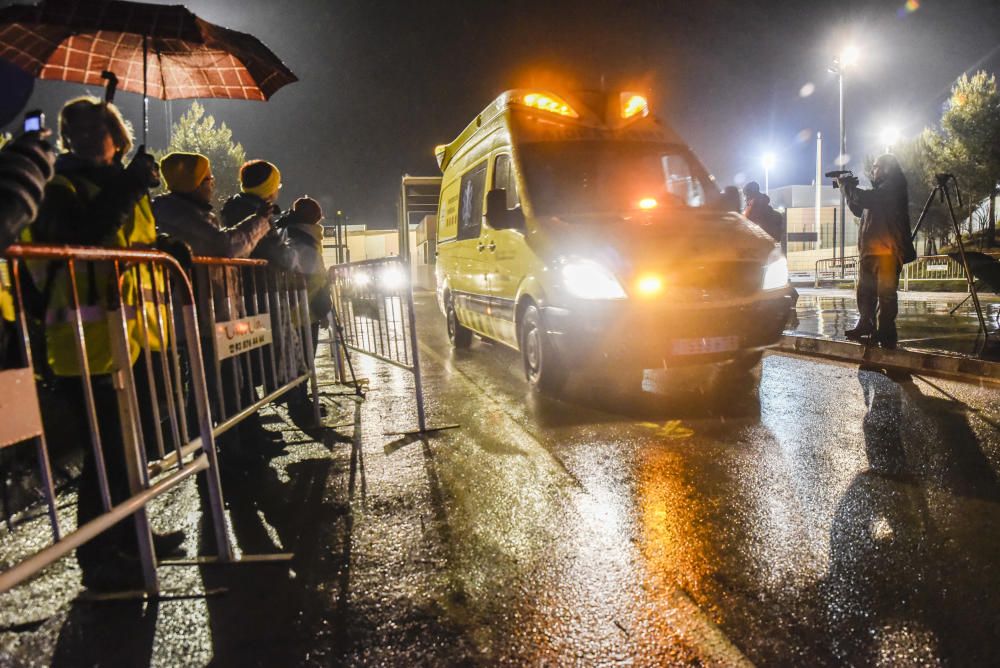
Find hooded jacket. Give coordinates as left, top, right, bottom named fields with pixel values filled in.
left=843, top=173, right=914, bottom=262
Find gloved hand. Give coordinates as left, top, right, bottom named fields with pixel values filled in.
left=126, top=144, right=160, bottom=190
left=156, top=234, right=194, bottom=269
left=257, top=201, right=281, bottom=219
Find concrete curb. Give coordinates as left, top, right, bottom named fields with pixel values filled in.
left=777, top=333, right=1000, bottom=386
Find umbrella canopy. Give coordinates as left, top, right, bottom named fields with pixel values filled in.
left=0, top=0, right=297, bottom=101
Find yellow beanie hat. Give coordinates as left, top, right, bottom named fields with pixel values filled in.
left=160, top=152, right=211, bottom=194
left=240, top=160, right=282, bottom=199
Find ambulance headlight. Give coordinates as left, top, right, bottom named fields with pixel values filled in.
left=762, top=250, right=789, bottom=290
left=561, top=259, right=627, bottom=300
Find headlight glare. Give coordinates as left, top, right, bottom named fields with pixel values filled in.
left=562, top=260, right=627, bottom=300
left=762, top=253, right=789, bottom=290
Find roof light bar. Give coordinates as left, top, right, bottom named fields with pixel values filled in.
left=517, top=92, right=579, bottom=118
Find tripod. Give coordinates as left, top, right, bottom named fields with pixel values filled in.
left=910, top=173, right=989, bottom=340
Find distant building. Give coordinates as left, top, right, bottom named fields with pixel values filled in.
left=768, top=184, right=859, bottom=271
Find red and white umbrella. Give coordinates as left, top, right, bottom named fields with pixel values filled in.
left=0, top=0, right=298, bottom=141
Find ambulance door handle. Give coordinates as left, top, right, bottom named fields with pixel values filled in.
left=477, top=240, right=496, bottom=252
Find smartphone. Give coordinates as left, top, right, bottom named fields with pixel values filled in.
left=23, top=109, right=44, bottom=133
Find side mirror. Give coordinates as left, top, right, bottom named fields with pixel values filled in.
left=485, top=188, right=525, bottom=230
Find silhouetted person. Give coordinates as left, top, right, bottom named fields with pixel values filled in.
left=841, top=154, right=915, bottom=348
left=742, top=181, right=783, bottom=242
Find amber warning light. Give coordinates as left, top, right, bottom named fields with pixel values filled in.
left=517, top=92, right=579, bottom=118
left=621, top=92, right=649, bottom=120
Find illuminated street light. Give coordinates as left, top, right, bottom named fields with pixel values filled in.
left=762, top=152, right=776, bottom=195
left=828, top=44, right=858, bottom=276
left=881, top=125, right=901, bottom=153
left=841, top=45, right=859, bottom=68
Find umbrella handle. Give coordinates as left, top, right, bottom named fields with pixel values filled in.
left=101, top=71, right=118, bottom=104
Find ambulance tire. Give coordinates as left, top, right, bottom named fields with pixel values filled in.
left=447, top=295, right=473, bottom=349
left=519, top=304, right=566, bottom=393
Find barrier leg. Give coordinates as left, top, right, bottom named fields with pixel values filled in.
left=109, top=306, right=158, bottom=595
left=182, top=304, right=234, bottom=562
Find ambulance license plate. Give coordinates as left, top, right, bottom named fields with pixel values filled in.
left=671, top=335, right=741, bottom=356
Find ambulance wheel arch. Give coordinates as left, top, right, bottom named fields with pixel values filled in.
left=513, top=275, right=547, bottom=350
left=517, top=299, right=566, bottom=392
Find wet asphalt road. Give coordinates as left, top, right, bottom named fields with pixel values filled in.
left=2, top=292, right=1000, bottom=666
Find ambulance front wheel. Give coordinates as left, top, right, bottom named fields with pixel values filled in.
left=519, top=304, right=566, bottom=393
left=446, top=295, right=473, bottom=349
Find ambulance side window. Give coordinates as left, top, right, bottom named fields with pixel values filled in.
left=457, top=162, right=487, bottom=241
left=493, top=154, right=521, bottom=209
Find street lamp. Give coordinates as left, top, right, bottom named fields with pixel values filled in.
left=829, top=45, right=857, bottom=275
left=762, top=152, right=776, bottom=195
left=881, top=125, right=900, bottom=153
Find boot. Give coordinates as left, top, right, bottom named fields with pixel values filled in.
left=845, top=325, right=874, bottom=342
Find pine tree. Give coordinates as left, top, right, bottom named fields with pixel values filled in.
left=157, top=101, right=246, bottom=208
left=925, top=71, right=1000, bottom=246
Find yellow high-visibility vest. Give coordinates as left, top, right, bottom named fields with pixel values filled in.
left=0, top=259, right=14, bottom=324
left=33, top=173, right=169, bottom=377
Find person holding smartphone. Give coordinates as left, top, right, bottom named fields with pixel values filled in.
left=0, top=111, right=56, bottom=252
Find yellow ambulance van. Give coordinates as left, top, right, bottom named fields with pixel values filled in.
left=434, top=89, right=793, bottom=392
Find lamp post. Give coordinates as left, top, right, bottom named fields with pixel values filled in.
left=829, top=45, right=857, bottom=277
left=762, top=152, right=776, bottom=195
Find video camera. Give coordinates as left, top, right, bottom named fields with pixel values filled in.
left=825, top=170, right=858, bottom=189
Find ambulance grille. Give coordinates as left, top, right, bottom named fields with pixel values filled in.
left=672, top=261, right=762, bottom=297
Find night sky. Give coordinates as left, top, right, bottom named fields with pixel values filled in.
left=3, top=0, right=999, bottom=228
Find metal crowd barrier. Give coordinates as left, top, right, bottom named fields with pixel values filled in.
left=900, top=253, right=1000, bottom=291
left=188, top=256, right=321, bottom=437
left=0, top=244, right=232, bottom=595
left=816, top=253, right=1000, bottom=291
left=814, top=256, right=859, bottom=287
left=328, top=257, right=454, bottom=436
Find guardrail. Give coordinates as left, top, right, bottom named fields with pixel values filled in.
left=328, top=257, right=455, bottom=436
left=0, top=243, right=232, bottom=595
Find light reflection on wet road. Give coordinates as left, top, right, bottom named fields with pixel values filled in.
left=2, top=292, right=998, bottom=666
left=411, top=292, right=1000, bottom=665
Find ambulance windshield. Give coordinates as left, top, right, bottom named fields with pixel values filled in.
left=519, top=141, right=714, bottom=217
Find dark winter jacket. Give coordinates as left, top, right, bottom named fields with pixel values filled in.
left=279, top=211, right=330, bottom=321
left=221, top=192, right=293, bottom=270
left=152, top=192, right=269, bottom=259
left=743, top=192, right=783, bottom=242
left=0, top=133, right=55, bottom=252
left=843, top=173, right=914, bottom=262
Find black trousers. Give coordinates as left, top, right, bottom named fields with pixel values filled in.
left=857, top=254, right=901, bottom=340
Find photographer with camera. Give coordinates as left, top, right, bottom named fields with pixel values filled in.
left=833, top=154, right=916, bottom=348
